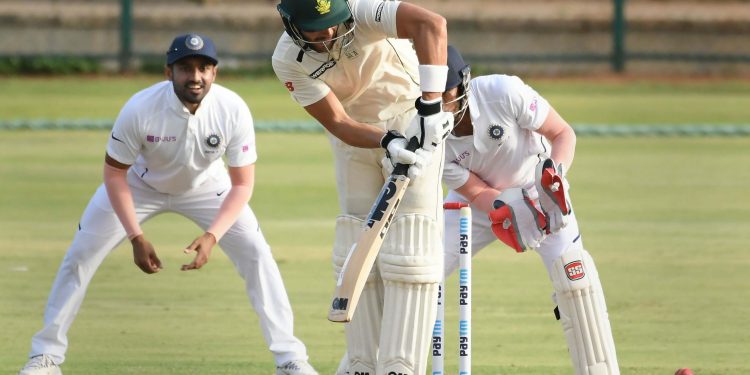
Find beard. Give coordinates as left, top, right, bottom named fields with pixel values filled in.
left=173, top=81, right=209, bottom=105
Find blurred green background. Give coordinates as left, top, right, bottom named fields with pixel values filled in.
left=3, top=76, right=750, bottom=125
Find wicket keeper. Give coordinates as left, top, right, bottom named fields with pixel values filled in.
left=439, top=45, right=621, bottom=375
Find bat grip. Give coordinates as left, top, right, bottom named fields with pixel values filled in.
left=392, top=137, right=421, bottom=176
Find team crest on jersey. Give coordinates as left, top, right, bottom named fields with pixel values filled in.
left=488, top=124, right=504, bottom=140
left=316, top=0, right=331, bottom=15
left=205, top=134, right=221, bottom=148
left=487, top=123, right=508, bottom=148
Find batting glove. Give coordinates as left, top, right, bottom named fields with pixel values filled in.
left=380, top=152, right=429, bottom=181
left=405, top=97, right=454, bottom=153
left=381, top=130, right=417, bottom=165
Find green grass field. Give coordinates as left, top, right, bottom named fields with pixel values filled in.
left=1, top=76, right=749, bottom=375
left=3, top=75, right=750, bottom=124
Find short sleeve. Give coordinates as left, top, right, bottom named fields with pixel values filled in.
left=508, top=76, right=551, bottom=131
left=352, top=0, right=401, bottom=37
left=271, top=41, right=331, bottom=107
left=106, top=102, right=142, bottom=165
left=442, top=159, right=471, bottom=191
left=225, top=98, right=257, bottom=167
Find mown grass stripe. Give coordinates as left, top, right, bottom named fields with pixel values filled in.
left=2, top=119, right=750, bottom=136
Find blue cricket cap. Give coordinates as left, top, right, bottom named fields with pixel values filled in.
left=166, top=33, right=218, bottom=65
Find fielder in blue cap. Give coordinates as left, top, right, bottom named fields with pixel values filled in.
left=17, top=32, right=319, bottom=375
left=163, top=33, right=220, bottom=110
left=166, top=33, right=218, bottom=66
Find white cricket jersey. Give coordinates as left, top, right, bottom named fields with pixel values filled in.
left=271, top=0, right=421, bottom=123
left=107, top=81, right=257, bottom=195
left=443, top=74, right=551, bottom=192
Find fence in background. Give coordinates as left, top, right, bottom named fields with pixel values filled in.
left=110, top=0, right=750, bottom=73
left=1, top=0, right=749, bottom=76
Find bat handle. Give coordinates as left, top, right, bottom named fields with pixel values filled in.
left=392, top=137, right=421, bottom=176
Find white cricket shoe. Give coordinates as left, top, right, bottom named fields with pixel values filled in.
left=276, top=359, right=319, bottom=375
left=18, top=355, right=62, bottom=375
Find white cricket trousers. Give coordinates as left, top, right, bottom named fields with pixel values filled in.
left=29, top=174, right=308, bottom=365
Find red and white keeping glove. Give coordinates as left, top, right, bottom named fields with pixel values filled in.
left=488, top=188, right=548, bottom=253
left=534, top=157, right=571, bottom=233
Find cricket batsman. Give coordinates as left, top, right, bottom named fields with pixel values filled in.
left=271, top=0, right=452, bottom=373
left=438, top=45, right=621, bottom=375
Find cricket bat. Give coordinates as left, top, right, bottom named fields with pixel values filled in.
left=328, top=137, right=420, bottom=323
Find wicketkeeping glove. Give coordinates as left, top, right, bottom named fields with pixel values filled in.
left=534, top=157, right=571, bottom=233
left=489, top=188, right=548, bottom=253
left=405, top=97, right=454, bottom=152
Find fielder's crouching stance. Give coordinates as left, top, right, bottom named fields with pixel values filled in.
left=18, top=34, right=317, bottom=375
left=440, top=46, right=620, bottom=375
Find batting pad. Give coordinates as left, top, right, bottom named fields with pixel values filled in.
left=334, top=351, right=348, bottom=375
left=551, top=248, right=619, bottom=375
left=334, top=215, right=382, bottom=373
left=379, top=280, right=439, bottom=375
left=333, top=215, right=373, bottom=281
left=345, top=279, right=383, bottom=375
left=378, top=214, right=443, bottom=283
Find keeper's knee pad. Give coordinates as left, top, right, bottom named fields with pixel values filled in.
left=550, top=247, right=619, bottom=375
left=377, top=214, right=443, bottom=283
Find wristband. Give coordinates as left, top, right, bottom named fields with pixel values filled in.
left=418, top=64, right=449, bottom=93
left=380, top=130, right=404, bottom=149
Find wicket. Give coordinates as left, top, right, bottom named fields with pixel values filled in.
left=433, top=202, right=471, bottom=375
